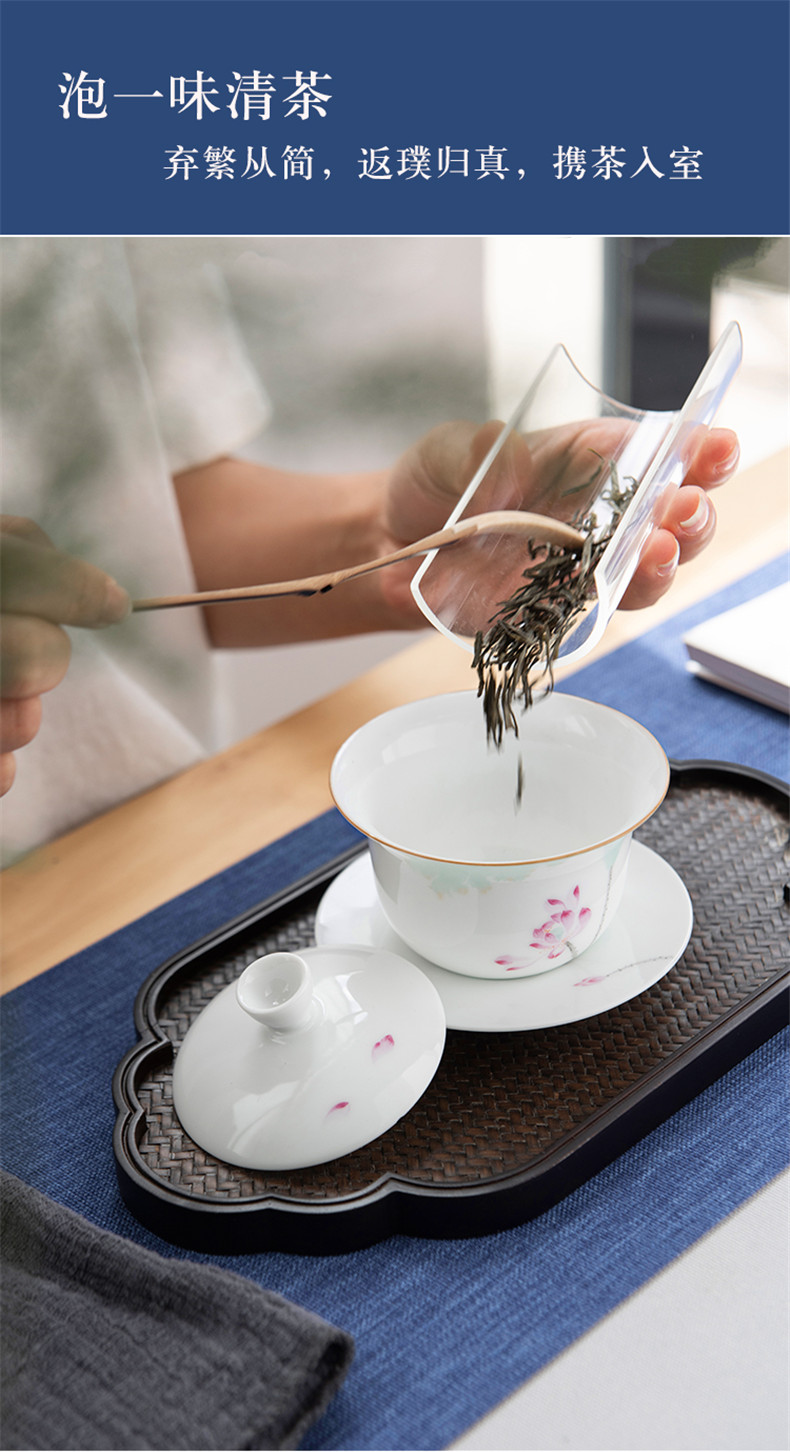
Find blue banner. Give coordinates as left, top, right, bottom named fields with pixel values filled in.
left=2, top=0, right=787, bottom=236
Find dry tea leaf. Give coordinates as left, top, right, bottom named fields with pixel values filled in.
left=474, top=456, right=638, bottom=746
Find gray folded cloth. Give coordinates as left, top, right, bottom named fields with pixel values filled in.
left=0, top=1172, right=354, bottom=1451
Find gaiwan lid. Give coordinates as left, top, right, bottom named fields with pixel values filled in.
left=172, top=945, right=446, bottom=1171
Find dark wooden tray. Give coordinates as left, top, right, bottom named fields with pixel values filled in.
left=113, top=761, right=789, bottom=1255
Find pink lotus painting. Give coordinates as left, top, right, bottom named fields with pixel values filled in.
left=495, top=886, right=592, bottom=972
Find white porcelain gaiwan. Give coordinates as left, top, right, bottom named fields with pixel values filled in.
left=330, top=691, right=670, bottom=979
left=172, top=945, right=446, bottom=1170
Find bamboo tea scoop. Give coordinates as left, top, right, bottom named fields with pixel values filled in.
left=132, top=509, right=585, bottom=612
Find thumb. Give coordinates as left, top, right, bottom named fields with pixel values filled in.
left=1, top=533, right=130, bottom=628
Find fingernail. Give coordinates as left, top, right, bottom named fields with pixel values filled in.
left=678, top=494, right=711, bottom=536
left=102, top=577, right=131, bottom=624
left=656, top=541, right=680, bottom=578
left=712, top=440, right=740, bottom=478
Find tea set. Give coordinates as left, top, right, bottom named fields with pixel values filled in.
left=173, top=689, right=693, bottom=1170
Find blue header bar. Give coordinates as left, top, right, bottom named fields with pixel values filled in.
left=2, top=0, right=787, bottom=236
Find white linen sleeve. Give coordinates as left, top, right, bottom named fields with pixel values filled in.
left=124, top=240, right=271, bottom=475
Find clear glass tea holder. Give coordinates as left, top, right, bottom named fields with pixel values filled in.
left=411, top=321, right=742, bottom=667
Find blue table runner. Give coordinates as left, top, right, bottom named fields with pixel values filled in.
left=1, top=556, right=788, bottom=1451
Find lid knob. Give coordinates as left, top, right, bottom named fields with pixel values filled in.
left=235, top=952, right=316, bottom=1033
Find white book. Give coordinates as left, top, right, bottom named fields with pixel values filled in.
left=683, top=583, right=790, bottom=715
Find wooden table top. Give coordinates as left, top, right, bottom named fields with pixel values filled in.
left=2, top=448, right=787, bottom=993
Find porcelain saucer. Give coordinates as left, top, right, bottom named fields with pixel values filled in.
left=314, top=841, right=693, bottom=1032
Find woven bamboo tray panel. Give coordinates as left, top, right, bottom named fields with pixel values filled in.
left=114, top=764, right=789, bottom=1243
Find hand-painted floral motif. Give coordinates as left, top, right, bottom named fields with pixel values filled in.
left=574, top=953, right=667, bottom=987
left=372, top=1034, right=394, bottom=1060
left=495, top=885, right=592, bottom=971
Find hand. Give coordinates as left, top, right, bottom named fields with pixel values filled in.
left=0, top=518, right=130, bottom=795
left=380, top=417, right=740, bottom=617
